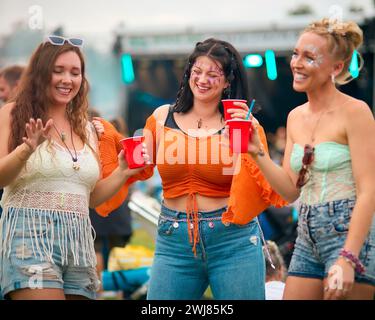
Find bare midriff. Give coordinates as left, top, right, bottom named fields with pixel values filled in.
left=164, top=194, right=229, bottom=212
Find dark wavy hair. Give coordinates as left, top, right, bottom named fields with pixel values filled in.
left=9, top=41, right=89, bottom=152
left=173, top=38, right=250, bottom=115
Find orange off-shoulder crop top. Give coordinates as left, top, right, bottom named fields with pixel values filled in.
left=96, top=106, right=288, bottom=255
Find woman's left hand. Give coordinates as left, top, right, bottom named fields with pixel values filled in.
left=324, top=257, right=355, bottom=300
left=226, top=101, right=249, bottom=120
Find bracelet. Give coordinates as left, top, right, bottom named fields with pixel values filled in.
left=340, top=256, right=356, bottom=269
left=339, top=248, right=366, bottom=275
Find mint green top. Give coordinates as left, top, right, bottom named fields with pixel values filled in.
left=290, top=142, right=356, bottom=205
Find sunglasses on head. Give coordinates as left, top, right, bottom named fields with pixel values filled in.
left=45, top=35, right=84, bottom=48
left=296, top=144, right=315, bottom=188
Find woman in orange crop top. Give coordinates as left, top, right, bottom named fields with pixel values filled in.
left=126, top=39, right=286, bottom=300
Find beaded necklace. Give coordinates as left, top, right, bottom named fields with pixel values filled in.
left=53, top=123, right=80, bottom=170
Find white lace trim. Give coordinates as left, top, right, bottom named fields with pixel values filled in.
left=3, top=189, right=89, bottom=215
left=300, top=171, right=356, bottom=205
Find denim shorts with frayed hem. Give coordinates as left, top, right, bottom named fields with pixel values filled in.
left=288, top=197, right=375, bottom=285
left=0, top=209, right=100, bottom=299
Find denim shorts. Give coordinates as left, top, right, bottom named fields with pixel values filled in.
left=147, top=204, right=266, bottom=300
left=0, top=209, right=100, bottom=299
left=288, top=198, right=375, bottom=285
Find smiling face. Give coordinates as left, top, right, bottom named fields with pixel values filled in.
left=290, top=32, right=341, bottom=92
left=49, top=50, right=82, bottom=106
left=189, top=55, right=229, bottom=103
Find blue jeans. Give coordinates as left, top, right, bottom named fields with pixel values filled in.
left=147, top=204, right=265, bottom=300
left=288, top=197, right=375, bottom=285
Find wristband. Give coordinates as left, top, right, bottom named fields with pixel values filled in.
left=339, top=248, right=365, bottom=275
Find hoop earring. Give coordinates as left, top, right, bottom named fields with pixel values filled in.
left=331, top=74, right=335, bottom=83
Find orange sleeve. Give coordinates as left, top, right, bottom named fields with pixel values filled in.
left=222, top=124, right=288, bottom=225
left=124, top=114, right=157, bottom=184
left=94, top=117, right=156, bottom=217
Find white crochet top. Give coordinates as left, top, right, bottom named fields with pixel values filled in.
left=0, top=124, right=100, bottom=267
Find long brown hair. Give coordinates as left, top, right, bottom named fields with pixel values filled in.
left=9, top=42, right=90, bottom=152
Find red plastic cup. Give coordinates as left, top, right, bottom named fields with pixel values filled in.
left=222, top=99, right=247, bottom=121
left=227, top=119, right=252, bottom=153
left=120, top=136, right=145, bottom=169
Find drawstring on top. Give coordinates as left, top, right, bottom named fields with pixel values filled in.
left=255, top=217, right=275, bottom=269
left=186, top=193, right=199, bottom=256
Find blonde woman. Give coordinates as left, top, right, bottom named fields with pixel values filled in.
left=245, top=19, right=375, bottom=299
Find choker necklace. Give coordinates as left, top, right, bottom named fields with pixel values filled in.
left=53, top=123, right=80, bottom=171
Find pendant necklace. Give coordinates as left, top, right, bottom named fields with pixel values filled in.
left=197, top=118, right=202, bottom=129
left=53, top=123, right=80, bottom=170
left=196, top=114, right=224, bottom=129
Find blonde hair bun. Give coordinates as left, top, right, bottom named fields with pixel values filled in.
left=304, top=18, right=364, bottom=85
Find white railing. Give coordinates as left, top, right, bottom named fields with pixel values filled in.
left=128, top=191, right=161, bottom=228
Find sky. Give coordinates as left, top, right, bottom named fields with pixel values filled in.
left=1, top=0, right=374, bottom=41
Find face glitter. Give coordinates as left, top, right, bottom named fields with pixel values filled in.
left=191, top=63, right=224, bottom=86
left=303, top=44, right=324, bottom=67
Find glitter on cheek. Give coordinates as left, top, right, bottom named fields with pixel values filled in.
left=302, top=44, right=326, bottom=67
left=307, top=59, right=316, bottom=66
left=307, top=55, right=324, bottom=68
left=207, top=77, right=221, bottom=86
left=207, top=78, right=214, bottom=86
left=190, top=70, right=200, bottom=83
left=191, top=75, right=200, bottom=84
left=315, top=55, right=324, bottom=66
left=209, top=66, right=224, bottom=76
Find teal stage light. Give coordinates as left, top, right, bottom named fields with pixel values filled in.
left=121, top=53, right=135, bottom=84
left=265, top=50, right=277, bottom=80
left=243, top=54, right=263, bottom=68
left=349, top=50, right=359, bottom=79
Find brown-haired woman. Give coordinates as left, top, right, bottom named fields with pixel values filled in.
left=246, top=19, right=375, bottom=299
left=120, top=38, right=287, bottom=300
left=0, top=36, right=149, bottom=300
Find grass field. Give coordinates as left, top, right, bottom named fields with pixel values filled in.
left=129, top=228, right=156, bottom=251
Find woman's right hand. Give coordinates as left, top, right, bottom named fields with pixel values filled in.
left=118, top=143, right=152, bottom=177
left=247, top=116, right=265, bottom=158
left=22, top=118, right=53, bottom=153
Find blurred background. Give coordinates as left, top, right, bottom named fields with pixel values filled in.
left=1, top=0, right=374, bottom=133
left=1, top=0, right=374, bottom=299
